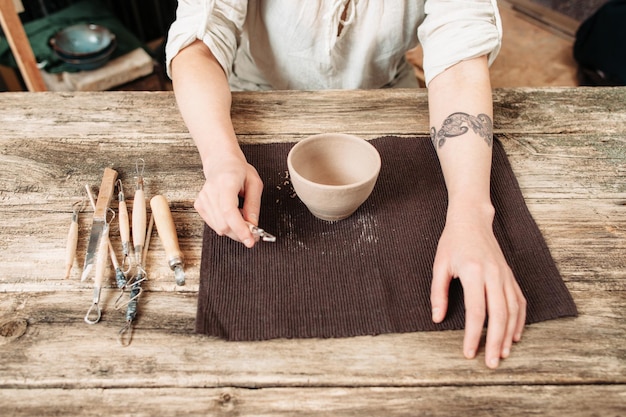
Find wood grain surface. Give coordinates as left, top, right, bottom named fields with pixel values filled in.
left=0, top=88, right=624, bottom=416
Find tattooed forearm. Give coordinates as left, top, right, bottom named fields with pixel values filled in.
left=430, top=112, right=493, bottom=149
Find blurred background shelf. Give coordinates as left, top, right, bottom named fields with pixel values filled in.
left=0, top=0, right=609, bottom=91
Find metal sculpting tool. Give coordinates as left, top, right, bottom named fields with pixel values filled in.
left=85, top=184, right=127, bottom=289
left=80, top=167, right=118, bottom=282
left=84, top=213, right=112, bottom=324
left=246, top=222, right=277, bottom=242
left=118, top=215, right=152, bottom=347
left=118, top=159, right=149, bottom=346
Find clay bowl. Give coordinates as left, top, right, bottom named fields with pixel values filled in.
left=287, top=133, right=381, bottom=221
left=49, top=24, right=116, bottom=59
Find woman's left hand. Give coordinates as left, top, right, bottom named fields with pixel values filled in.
left=430, top=208, right=527, bottom=369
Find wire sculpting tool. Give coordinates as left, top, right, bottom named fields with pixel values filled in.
left=80, top=168, right=118, bottom=282
left=64, top=199, right=85, bottom=279
left=118, top=159, right=149, bottom=346
left=246, top=222, right=277, bottom=242
left=117, top=214, right=153, bottom=347
left=150, top=195, right=186, bottom=286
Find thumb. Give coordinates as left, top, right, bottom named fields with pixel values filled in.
left=431, top=259, right=452, bottom=323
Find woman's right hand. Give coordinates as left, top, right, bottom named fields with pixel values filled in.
left=170, top=41, right=263, bottom=247
left=195, top=147, right=264, bottom=248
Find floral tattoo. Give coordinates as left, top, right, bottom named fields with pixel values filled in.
left=430, top=112, right=493, bottom=149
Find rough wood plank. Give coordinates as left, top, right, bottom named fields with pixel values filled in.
left=0, top=89, right=625, bottom=141
left=0, top=291, right=623, bottom=388
left=1, top=385, right=625, bottom=417
left=1, top=196, right=623, bottom=292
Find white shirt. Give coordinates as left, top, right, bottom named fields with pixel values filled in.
left=166, top=0, right=502, bottom=89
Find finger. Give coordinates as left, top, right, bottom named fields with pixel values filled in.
left=222, top=201, right=256, bottom=248
left=513, top=282, right=527, bottom=342
left=460, top=274, right=486, bottom=361
left=484, top=277, right=508, bottom=369
left=209, top=175, right=255, bottom=247
left=500, top=273, right=521, bottom=358
left=241, top=173, right=263, bottom=225
left=430, top=259, right=451, bottom=323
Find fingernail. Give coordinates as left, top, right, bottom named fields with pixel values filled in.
left=432, top=308, right=441, bottom=321
left=243, top=238, right=254, bottom=248
left=502, top=347, right=510, bottom=358
left=514, top=333, right=522, bottom=341
left=465, top=349, right=475, bottom=359
left=488, top=357, right=499, bottom=368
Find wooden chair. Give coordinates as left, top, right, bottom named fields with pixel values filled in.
left=0, top=0, right=47, bottom=91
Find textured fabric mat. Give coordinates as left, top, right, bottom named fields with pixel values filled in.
left=197, top=136, right=577, bottom=341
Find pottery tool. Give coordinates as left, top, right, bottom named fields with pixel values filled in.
left=64, top=199, right=85, bottom=279
left=109, top=241, right=127, bottom=289
left=116, top=179, right=131, bottom=273
left=246, top=222, right=276, bottom=242
left=82, top=187, right=123, bottom=325
left=84, top=217, right=111, bottom=324
left=80, top=167, right=118, bottom=282
left=85, top=184, right=127, bottom=289
left=150, top=195, right=186, bottom=285
left=132, top=159, right=146, bottom=274
left=118, top=159, right=149, bottom=346
left=118, top=213, right=153, bottom=347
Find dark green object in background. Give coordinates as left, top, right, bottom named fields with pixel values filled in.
left=0, top=0, right=146, bottom=73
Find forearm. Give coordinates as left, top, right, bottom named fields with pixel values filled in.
left=171, top=40, right=242, bottom=172
left=427, top=56, right=494, bottom=220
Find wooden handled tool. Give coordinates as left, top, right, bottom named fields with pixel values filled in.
left=150, top=195, right=185, bottom=285
left=64, top=205, right=80, bottom=279
left=132, top=178, right=146, bottom=267
left=94, top=223, right=110, bottom=290
left=84, top=222, right=109, bottom=324
left=117, top=179, right=130, bottom=267
left=80, top=167, right=118, bottom=282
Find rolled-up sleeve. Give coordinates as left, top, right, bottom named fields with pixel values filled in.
left=165, top=0, right=247, bottom=78
left=418, top=0, right=502, bottom=86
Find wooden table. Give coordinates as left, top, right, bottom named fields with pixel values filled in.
left=0, top=88, right=624, bottom=416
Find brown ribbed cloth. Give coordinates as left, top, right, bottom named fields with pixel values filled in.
left=197, top=136, right=577, bottom=340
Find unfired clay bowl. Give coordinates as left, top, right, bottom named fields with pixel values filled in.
left=287, top=133, right=381, bottom=221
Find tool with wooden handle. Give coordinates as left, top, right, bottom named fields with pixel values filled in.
left=64, top=200, right=83, bottom=279
left=117, top=179, right=131, bottom=271
left=80, top=167, right=118, bottom=282
left=150, top=195, right=185, bottom=285
left=84, top=222, right=110, bottom=324
left=85, top=183, right=125, bottom=288
left=64, top=214, right=79, bottom=279
left=132, top=180, right=146, bottom=269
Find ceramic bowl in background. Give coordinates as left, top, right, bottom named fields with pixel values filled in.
left=287, top=133, right=381, bottom=221
left=49, top=23, right=116, bottom=58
